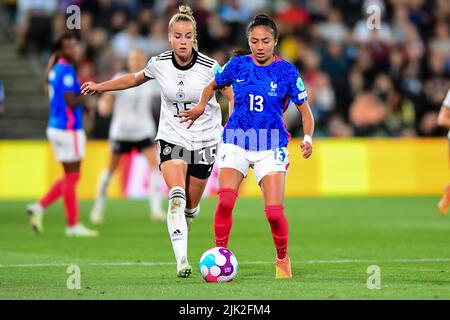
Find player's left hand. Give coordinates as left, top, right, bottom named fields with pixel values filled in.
left=81, top=81, right=100, bottom=95
left=301, top=141, right=312, bottom=159
left=179, top=104, right=206, bottom=129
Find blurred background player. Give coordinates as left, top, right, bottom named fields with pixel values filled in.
left=81, top=6, right=233, bottom=278
left=90, top=49, right=164, bottom=224
left=26, top=32, right=97, bottom=237
left=183, top=14, right=314, bottom=279
left=437, top=88, right=450, bottom=215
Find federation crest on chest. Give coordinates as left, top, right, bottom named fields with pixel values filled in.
left=268, top=81, right=278, bottom=97
left=176, top=90, right=186, bottom=101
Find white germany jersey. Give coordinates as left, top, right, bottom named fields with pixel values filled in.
left=143, top=50, right=223, bottom=151
left=110, top=72, right=159, bottom=141
left=443, top=88, right=450, bottom=139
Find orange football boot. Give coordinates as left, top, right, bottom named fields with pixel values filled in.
left=438, top=185, right=450, bottom=216
left=276, top=255, right=292, bottom=279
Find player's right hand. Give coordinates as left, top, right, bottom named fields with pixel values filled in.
left=81, top=82, right=100, bottom=95
left=301, top=141, right=312, bottom=159
left=179, top=104, right=206, bottom=129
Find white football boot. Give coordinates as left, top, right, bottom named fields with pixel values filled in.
left=26, top=203, right=44, bottom=234
left=65, top=223, right=98, bottom=238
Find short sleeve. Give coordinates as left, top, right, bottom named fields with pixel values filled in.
left=443, top=89, right=450, bottom=109
left=143, top=56, right=157, bottom=79
left=214, top=56, right=238, bottom=88
left=211, top=61, right=221, bottom=80
left=61, top=68, right=77, bottom=93
left=287, top=65, right=308, bottom=105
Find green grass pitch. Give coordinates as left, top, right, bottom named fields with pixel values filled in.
left=0, top=196, right=449, bottom=299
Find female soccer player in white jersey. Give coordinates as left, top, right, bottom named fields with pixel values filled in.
left=182, top=14, right=314, bottom=279
left=437, top=88, right=450, bottom=215
left=90, top=49, right=164, bottom=224
left=27, top=32, right=97, bottom=237
left=81, top=6, right=233, bottom=277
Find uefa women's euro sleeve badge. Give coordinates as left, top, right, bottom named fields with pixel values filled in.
left=295, top=76, right=308, bottom=103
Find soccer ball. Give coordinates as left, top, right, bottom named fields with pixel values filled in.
left=198, top=247, right=238, bottom=282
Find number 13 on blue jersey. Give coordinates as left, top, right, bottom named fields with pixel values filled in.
left=249, top=94, right=264, bottom=112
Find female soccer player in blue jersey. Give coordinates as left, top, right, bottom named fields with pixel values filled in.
left=27, top=32, right=97, bottom=237
left=181, top=14, right=314, bottom=279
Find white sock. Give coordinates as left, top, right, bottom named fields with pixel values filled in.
left=148, top=168, right=163, bottom=215
left=185, top=205, right=200, bottom=219
left=93, top=169, right=112, bottom=212
left=35, top=203, right=44, bottom=214
left=167, top=187, right=188, bottom=265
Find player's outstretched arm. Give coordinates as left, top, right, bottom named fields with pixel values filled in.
left=296, top=100, right=314, bottom=159
left=81, top=71, right=149, bottom=95
left=437, top=105, right=450, bottom=130
left=179, top=79, right=219, bottom=129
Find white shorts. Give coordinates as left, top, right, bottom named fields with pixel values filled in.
left=47, top=128, right=86, bottom=162
left=218, top=143, right=290, bottom=184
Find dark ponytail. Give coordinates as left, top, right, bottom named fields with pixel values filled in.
left=233, top=13, right=279, bottom=56
left=246, top=14, right=279, bottom=41
left=232, top=48, right=251, bottom=56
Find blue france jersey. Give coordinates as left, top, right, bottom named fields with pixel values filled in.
left=47, top=59, right=83, bottom=130
left=215, top=54, right=307, bottom=151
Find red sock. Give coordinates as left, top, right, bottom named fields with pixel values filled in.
left=214, top=188, right=238, bottom=248
left=39, top=179, right=64, bottom=208
left=265, top=205, right=289, bottom=260
left=62, top=172, right=80, bottom=227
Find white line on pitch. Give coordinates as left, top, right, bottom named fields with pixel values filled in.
left=0, top=258, right=449, bottom=269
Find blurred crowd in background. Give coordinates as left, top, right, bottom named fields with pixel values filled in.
left=1, top=0, right=450, bottom=138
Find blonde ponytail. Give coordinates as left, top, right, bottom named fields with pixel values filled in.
left=179, top=5, right=193, bottom=16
